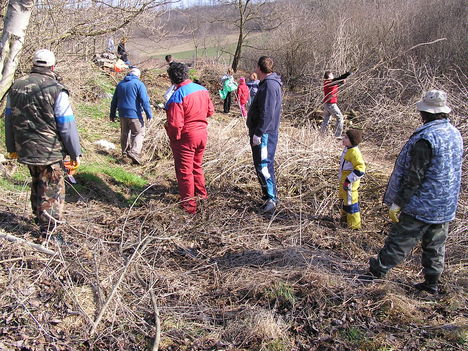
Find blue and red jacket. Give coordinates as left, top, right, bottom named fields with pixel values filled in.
left=165, top=80, right=214, bottom=141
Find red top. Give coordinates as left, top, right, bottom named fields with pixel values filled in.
left=165, top=80, right=214, bottom=140
left=323, top=79, right=340, bottom=104
left=237, top=80, right=250, bottom=105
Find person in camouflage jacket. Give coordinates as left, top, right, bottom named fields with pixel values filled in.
left=5, top=49, right=81, bottom=236
left=361, top=90, right=463, bottom=294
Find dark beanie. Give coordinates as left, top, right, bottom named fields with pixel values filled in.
left=346, top=129, right=363, bottom=146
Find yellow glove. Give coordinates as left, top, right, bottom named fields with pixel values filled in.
left=389, top=203, right=401, bottom=223
left=7, top=152, right=18, bottom=159
left=70, top=157, right=80, bottom=169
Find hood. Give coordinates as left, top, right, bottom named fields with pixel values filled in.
left=263, top=72, right=282, bottom=86
left=124, top=74, right=139, bottom=82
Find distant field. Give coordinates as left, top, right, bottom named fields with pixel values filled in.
left=128, top=33, right=260, bottom=63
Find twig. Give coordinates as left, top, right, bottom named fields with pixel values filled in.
left=150, top=289, right=161, bottom=351
left=90, top=235, right=152, bottom=336
left=0, top=230, right=57, bottom=256
left=136, top=270, right=161, bottom=351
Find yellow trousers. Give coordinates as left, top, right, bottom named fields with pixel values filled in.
left=339, top=176, right=361, bottom=229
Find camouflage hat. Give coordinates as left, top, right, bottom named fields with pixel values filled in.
left=33, top=49, right=56, bottom=67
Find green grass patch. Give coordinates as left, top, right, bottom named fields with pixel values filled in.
left=265, top=282, right=296, bottom=306
left=340, top=327, right=367, bottom=343
left=152, top=43, right=237, bottom=61
left=79, top=163, right=147, bottom=188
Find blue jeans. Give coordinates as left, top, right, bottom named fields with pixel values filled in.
left=250, top=133, right=278, bottom=201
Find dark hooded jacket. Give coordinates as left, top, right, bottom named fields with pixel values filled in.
left=246, top=73, right=282, bottom=137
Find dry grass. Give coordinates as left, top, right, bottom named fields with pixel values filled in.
left=0, top=62, right=466, bottom=350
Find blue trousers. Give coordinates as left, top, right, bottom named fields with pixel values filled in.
left=250, top=133, right=278, bottom=201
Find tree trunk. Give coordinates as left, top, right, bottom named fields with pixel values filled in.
left=0, top=0, right=35, bottom=102
left=231, top=27, right=243, bottom=72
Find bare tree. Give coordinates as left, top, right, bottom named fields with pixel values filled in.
left=219, top=0, right=281, bottom=72
left=0, top=0, right=35, bottom=101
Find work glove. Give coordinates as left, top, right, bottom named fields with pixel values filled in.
left=252, top=134, right=262, bottom=146
left=389, top=203, right=401, bottom=223
left=6, top=152, right=18, bottom=159
left=70, top=156, right=80, bottom=170
left=343, top=178, right=351, bottom=191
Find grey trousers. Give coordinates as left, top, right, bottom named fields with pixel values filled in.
left=120, top=117, right=145, bottom=157
left=320, top=103, right=344, bottom=137
left=370, top=213, right=449, bottom=278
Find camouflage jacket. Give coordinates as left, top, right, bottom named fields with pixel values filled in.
left=384, top=119, right=463, bottom=224
left=5, top=67, right=80, bottom=165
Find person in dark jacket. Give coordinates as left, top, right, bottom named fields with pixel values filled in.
left=5, top=49, right=82, bottom=237
left=110, top=68, right=152, bottom=164
left=320, top=69, right=353, bottom=138
left=246, top=56, right=283, bottom=214
left=360, top=90, right=463, bottom=294
left=117, top=37, right=129, bottom=64
left=246, top=72, right=260, bottom=109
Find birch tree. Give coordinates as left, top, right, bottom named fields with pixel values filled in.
left=0, top=0, right=35, bottom=101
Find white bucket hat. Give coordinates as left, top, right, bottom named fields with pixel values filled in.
left=416, top=90, right=451, bottom=114
left=33, top=49, right=56, bottom=67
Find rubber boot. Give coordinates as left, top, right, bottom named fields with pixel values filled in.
left=414, top=274, right=439, bottom=294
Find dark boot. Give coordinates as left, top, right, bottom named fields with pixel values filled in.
left=414, top=275, right=439, bottom=294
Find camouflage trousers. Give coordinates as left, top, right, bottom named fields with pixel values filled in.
left=370, top=213, right=448, bottom=278
left=28, top=162, right=65, bottom=232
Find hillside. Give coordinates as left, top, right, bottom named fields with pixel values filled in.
left=0, top=63, right=466, bottom=351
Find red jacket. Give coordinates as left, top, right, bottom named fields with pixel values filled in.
left=165, top=80, right=214, bottom=140
left=237, top=80, right=250, bottom=105
left=322, top=71, right=352, bottom=104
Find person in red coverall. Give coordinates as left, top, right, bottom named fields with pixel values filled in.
left=165, top=62, right=214, bottom=214
left=236, top=77, right=250, bottom=117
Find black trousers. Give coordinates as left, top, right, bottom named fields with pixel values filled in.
left=223, top=92, right=231, bottom=113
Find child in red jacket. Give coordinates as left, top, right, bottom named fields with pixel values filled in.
left=236, top=77, right=250, bottom=117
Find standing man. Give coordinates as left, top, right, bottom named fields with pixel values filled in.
left=320, top=69, right=353, bottom=138
left=110, top=68, right=152, bottom=165
left=117, top=37, right=129, bottom=64
left=246, top=56, right=283, bottom=214
left=5, top=49, right=81, bottom=236
left=362, top=90, right=463, bottom=294
left=165, top=62, right=214, bottom=214
left=165, top=55, right=174, bottom=66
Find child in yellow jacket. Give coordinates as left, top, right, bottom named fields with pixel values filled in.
left=339, top=129, right=366, bottom=229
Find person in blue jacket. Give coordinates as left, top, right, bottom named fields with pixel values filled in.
left=360, top=90, right=463, bottom=294
left=246, top=56, right=283, bottom=214
left=110, top=68, right=152, bottom=164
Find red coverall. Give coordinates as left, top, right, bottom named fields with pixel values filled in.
left=165, top=79, right=214, bottom=213
left=236, top=77, right=250, bottom=117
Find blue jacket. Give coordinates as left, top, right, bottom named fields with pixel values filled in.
left=384, top=119, right=463, bottom=223
left=110, top=74, right=152, bottom=120
left=246, top=73, right=282, bottom=137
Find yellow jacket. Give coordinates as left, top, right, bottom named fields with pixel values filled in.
left=339, top=146, right=366, bottom=185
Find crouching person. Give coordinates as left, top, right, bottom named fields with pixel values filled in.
left=339, top=129, right=365, bottom=229
left=362, top=90, right=463, bottom=294
left=165, top=63, right=214, bottom=214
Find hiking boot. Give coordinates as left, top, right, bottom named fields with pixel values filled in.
left=414, top=275, right=439, bottom=294
left=127, top=152, right=142, bottom=165
left=357, top=271, right=380, bottom=282
left=259, top=199, right=277, bottom=214
left=414, top=282, right=438, bottom=294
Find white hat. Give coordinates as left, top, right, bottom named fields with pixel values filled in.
left=416, top=90, right=451, bottom=114
left=129, top=68, right=141, bottom=77
left=33, top=49, right=56, bottom=67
